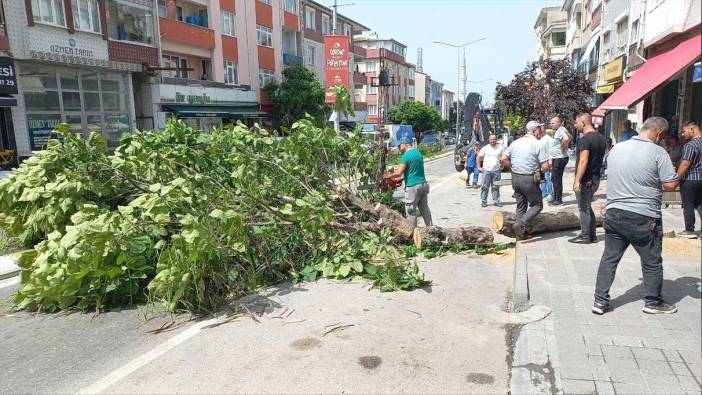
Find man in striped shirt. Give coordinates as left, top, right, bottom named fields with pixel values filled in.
left=677, top=121, right=702, bottom=239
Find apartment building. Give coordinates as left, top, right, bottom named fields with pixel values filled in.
left=441, top=89, right=454, bottom=121
left=299, top=0, right=369, bottom=119
left=3, top=0, right=161, bottom=159
left=534, top=6, right=567, bottom=62
left=414, top=71, right=444, bottom=116
left=354, top=33, right=416, bottom=124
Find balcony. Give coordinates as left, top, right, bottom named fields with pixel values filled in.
left=352, top=45, right=367, bottom=58
left=159, top=17, right=215, bottom=50
left=353, top=71, right=367, bottom=84
left=283, top=53, right=303, bottom=66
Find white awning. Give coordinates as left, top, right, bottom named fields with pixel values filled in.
left=579, top=27, right=602, bottom=66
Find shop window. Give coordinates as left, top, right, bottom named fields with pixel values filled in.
left=224, top=61, right=238, bottom=85
left=72, top=0, right=100, bottom=34
left=259, top=69, right=275, bottom=87
left=106, top=0, right=155, bottom=45
left=27, top=114, right=62, bottom=151
left=257, top=25, right=272, bottom=47
left=31, top=0, right=66, bottom=27
left=221, top=11, right=235, bottom=36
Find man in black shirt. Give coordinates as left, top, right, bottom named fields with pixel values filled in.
left=570, top=113, right=607, bottom=244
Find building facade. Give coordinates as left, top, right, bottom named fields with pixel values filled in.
left=534, top=6, right=568, bottom=61
left=354, top=33, right=416, bottom=124
left=5, top=0, right=161, bottom=158
left=441, top=89, right=454, bottom=121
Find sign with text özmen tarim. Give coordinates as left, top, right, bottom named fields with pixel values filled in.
left=324, top=35, right=350, bottom=104
left=0, top=57, right=18, bottom=95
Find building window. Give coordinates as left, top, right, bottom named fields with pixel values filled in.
left=306, top=45, right=316, bottom=65
left=257, top=25, right=272, bottom=47
left=365, top=61, right=377, bottom=72
left=31, top=0, right=66, bottom=26
left=368, top=105, right=377, bottom=115
left=409, top=68, right=415, bottom=79
left=157, top=0, right=166, bottom=17
left=221, top=11, right=235, bottom=36
left=71, top=0, right=100, bottom=33
left=551, top=31, right=565, bottom=47
left=321, top=14, right=330, bottom=35
left=224, top=61, right=238, bottom=85
left=258, top=0, right=271, bottom=4
left=283, top=0, right=297, bottom=14
left=631, top=19, right=639, bottom=42
left=106, top=0, right=155, bottom=45
left=344, top=24, right=351, bottom=37
left=259, top=69, right=275, bottom=87
left=366, top=85, right=377, bottom=94
left=616, top=18, right=628, bottom=48
left=162, top=55, right=188, bottom=79
left=305, top=7, right=315, bottom=30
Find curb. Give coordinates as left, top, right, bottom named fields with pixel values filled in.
left=0, top=254, right=20, bottom=280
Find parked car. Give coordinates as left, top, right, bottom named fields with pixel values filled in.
left=445, top=134, right=456, bottom=145
left=420, top=133, right=440, bottom=149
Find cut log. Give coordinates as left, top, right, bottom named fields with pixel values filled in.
left=492, top=208, right=603, bottom=237
left=413, top=226, right=494, bottom=248
left=337, top=187, right=495, bottom=247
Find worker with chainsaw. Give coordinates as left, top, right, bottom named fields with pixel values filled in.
left=391, top=136, right=433, bottom=227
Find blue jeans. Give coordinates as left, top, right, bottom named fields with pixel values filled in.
left=481, top=170, right=501, bottom=204
left=466, top=165, right=479, bottom=186
left=540, top=171, right=553, bottom=197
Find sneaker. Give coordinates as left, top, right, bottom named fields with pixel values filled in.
left=494, top=202, right=503, bottom=208
left=679, top=230, right=699, bottom=239
left=473, top=185, right=479, bottom=189
left=642, top=302, right=678, bottom=314
left=592, top=302, right=608, bottom=315
left=548, top=200, right=563, bottom=206
left=568, top=235, right=591, bottom=244
left=481, top=202, right=488, bottom=208
left=590, top=235, right=597, bottom=243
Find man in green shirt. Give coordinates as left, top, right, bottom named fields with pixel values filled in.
left=392, top=136, right=433, bottom=227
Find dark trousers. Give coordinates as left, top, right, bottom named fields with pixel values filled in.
left=511, top=173, right=543, bottom=227
left=594, top=208, right=664, bottom=307
left=575, top=178, right=599, bottom=237
left=680, top=180, right=702, bottom=231
left=551, top=157, right=569, bottom=202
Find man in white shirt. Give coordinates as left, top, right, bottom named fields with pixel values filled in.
left=548, top=117, right=573, bottom=205
left=540, top=131, right=554, bottom=200
left=478, top=134, right=504, bottom=207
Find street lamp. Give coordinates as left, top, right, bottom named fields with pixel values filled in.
left=434, top=37, right=486, bottom=138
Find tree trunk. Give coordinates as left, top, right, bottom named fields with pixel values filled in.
left=413, top=226, right=494, bottom=248
left=336, top=187, right=495, bottom=247
left=492, top=208, right=603, bottom=237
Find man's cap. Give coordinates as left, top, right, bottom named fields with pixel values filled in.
left=526, top=120, right=544, bottom=133
left=473, top=142, right=480, bottom=146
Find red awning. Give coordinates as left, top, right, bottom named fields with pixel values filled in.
left=594, top=34, right=701, bottom=114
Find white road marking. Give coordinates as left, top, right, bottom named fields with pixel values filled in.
left=75, top=315, right=223, bottom=394
left=0, top=276, right=19, bottom=289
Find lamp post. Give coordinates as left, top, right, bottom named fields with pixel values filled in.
left=434, top=37, right=486, bottom=138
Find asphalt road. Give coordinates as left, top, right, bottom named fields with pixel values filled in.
left=1, top=155, right=515, bottom=394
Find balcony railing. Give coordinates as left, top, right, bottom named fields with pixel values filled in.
left=159, top=17, right=215, bottom=50
left=353, top=71, right=367, bottom=84
left=352, top=45, right=367, bottom=58
left=283, top=53, right=303, bottom=66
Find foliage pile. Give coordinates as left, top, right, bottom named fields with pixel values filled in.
left=495, top=59, right=593, bottom=127
left=0, top=120, right=432, bottom=312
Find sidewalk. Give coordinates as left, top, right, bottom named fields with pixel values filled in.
left=508, top=167, right=702, bottom=394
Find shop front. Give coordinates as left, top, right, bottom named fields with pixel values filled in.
left=157, top=80, right=263, bottom=131
left=0, top=56, right=17, bottom=168
left=596, top=56, right=627, bottom=140
left=17, top=62, right=132, bottom=151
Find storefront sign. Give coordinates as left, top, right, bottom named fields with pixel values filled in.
left=28, top=114, right=62, bottom=151
left=604, top=56, right=625, bottom=82
left=0, top=57, right=18, bottom=95
left=176, top=92, right=212, bottom=105
left=324, top=35, right=350, bottom=104
left=596, top=83, right=616, bottom=94
left=49, top=38, right=96, bottom=58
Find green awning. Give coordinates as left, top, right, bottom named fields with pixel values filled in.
left=162, top=104, right=266, bottom=118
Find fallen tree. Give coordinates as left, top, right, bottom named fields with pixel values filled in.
left=0, top=119, right=493, bottom=313
left=492, top=209, right=603, bottom=238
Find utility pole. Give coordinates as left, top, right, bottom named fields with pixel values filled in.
left=331, top=1, right=356, bottom=35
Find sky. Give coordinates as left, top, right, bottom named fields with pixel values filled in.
left=338, top=0, right=560, bottom=104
